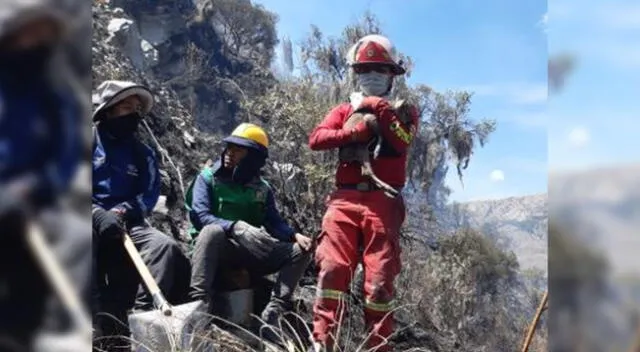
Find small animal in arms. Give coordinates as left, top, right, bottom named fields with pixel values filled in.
left=339, top=99, right=413, bottom=198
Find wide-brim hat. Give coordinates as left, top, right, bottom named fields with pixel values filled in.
left=92, top=80, right=154, bottom=121
left=0, top=0, right=69, bottom=41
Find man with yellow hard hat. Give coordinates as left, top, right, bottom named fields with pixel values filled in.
left=185, top=122, right=312, bottom=339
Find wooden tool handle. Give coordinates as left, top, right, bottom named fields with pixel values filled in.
left=123, top=233, right=172, bottom=316
left=521, top=290, right=548, bottom=352
left=26, top=223, right=93, bottom=337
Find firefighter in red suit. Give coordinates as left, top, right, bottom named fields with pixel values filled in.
left=307, top=34, right=420, bottom=352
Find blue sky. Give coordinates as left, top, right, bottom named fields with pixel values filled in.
left=254, top=0, right=548, bottom=202
left=548, top=0, right=640, bottom=173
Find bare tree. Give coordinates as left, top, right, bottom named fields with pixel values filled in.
left=281, top=35, right=294, bottom=73
left=198, top=0, right=279, bottom=67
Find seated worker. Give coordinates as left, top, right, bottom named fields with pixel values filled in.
left=186, top=123, right=312, bottom=336
left=92, top=80, right=191, bottom=349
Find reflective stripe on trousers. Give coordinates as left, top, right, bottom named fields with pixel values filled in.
left=311, top=189, right=405, bottom=352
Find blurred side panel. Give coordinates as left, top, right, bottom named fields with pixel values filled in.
left=0, top=0, right=93, bottom=351
left=548, top=0, right=640, bottom=351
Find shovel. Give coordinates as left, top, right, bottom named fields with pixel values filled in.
left=25, top=222, right=92, bottom=351
left=123, top=233, right=212, bottom=352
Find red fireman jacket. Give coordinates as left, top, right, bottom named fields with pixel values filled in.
left=308, top=100, right=419, bottom=188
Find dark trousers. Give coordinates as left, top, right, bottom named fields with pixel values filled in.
left=93, top=222, right=191, bottom=351
left=189, top=224, right=311, bottom=319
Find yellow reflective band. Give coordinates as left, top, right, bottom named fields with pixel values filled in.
left=318, top=289, right=346, bottom=301
left=364, top=299, right=395, bottom=312
left=389, top=121, right=413, bottom=144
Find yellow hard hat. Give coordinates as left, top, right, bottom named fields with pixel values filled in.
left=223, top=123, right=269, bottom=153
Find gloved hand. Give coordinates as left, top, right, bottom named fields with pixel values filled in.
left=0, top=185, right=28, bottom=229
left=230, top=220, right=276, bottom=261
left=0, top=186, right=24, bottom=216
left=357, top=96, right=388, bottom=114
left=348, top=120, right=374, bottom=143
left=92, top=207, right=125, bottom=239
left=392, top=98, right=420, bottom=125
left=357, top=96, right=419, bottom=132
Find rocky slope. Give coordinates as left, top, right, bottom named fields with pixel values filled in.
left=93, top=0, right=241, bottom=244
left=100, top=0, right=277, bottom=133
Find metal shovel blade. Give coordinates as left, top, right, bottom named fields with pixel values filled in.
left=128, top=300, right=215, bottom=352
left=33, top=331, right=92, bottom=352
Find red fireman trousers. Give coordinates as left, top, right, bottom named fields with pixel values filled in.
left=312, top=189, right=405, bottom=351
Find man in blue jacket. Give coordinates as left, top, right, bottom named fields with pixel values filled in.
left=92, top=80, right=191, bottom=348
left=0, top=0, right=92, bottom=350
left=186, top=123, right=312, bottom=339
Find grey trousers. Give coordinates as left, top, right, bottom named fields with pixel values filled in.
left=0, top=206, right=92, bottom=351
left=190, top=224, right=312, bottom=316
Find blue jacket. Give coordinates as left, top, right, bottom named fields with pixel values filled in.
left=92, top=127, right=160, bottom=222
left=189, top=161, right=296, bottom=242
left=0, top=76, right=81, bottom=206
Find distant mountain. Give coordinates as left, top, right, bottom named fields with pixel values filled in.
left=455, top=193, right=548, bottom=273
left=449, top=162, right=640, bottom=277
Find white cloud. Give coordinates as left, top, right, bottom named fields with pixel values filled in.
left=537, top=12, right=548, bottom=34
left=549, top=110, right=640, bottom=171
left=464, top=83, right=547, bottom=106
left=568, top=127, right=590, bottom=147
left=489, top=169, right=505, bottom=182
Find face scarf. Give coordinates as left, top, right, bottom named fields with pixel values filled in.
left=100, top=112, right=142, bottom=140
left=357, top=71, right=391, bottom=96
left=0, top=44, right=55, bottom=81
left=221, top=149, right=266, bottom=185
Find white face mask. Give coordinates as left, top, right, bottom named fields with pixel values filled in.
left=357, top=72, right=391, bottom=96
